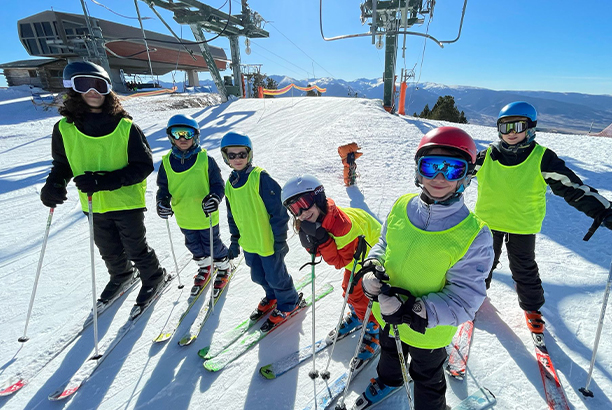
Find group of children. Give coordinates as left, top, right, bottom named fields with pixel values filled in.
left=41, top=61, right=612, bottom=409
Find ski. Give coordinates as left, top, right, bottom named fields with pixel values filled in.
left=47, top=274, right=174, bottom=401
left=530, top=332, right=570, bottom=410
left=446, top=320, right=475, bottom=380
left=177, top=259, right=242, bottom=346
left=259, top=325, right=361, bottom=380
left=197, top=273, right=316, bottom=360
left=303, top=350, right=380, bottom=410
left=203, top=283, right=334, bottom=372
left=152, top=269, right=214, bottom=343
left=0, top=274, right=139, bottom=397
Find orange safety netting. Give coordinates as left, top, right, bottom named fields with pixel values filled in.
left=120, top=87, right=177, bottom=100
left=262, top=84, right=327, bottom=96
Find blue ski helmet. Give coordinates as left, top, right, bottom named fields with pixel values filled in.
left=220, top=132, right=253, bottom=165
left=166, top=114, right=200, bottom=145
left=497, top=101, right=537, bottom=145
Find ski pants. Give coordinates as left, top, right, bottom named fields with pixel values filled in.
left=486, top=230, right=545, bottom=311
left=244, top=250, right=299, bottom=312
left=342, top=268, right=377, bottom=324
left=181, top=224, right=229, bottom=261
left=377, top=327, right=447, bottom=410
left=91, top=209, right=164, bottom=288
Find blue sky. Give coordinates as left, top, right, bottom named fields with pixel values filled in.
left=2, top=0, right=611, bottom=95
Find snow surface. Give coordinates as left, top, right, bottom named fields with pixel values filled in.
left=0, top=89, right=611, bottom=410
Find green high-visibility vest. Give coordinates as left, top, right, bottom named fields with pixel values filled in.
left=163, top=150, right=219, bottom=230
left=225, top=167, right=274, bottom=256
left=60, top=117, right=146, bottom=213
left=475, top=144, right=547, bottom=234
left=372, top=193, right=485, bottom=349
left=330, top=207, right=381, bottom=271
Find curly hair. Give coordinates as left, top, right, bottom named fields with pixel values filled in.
left=58, top=90, right=131, bottom=123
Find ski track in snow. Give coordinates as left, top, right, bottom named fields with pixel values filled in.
left=0, top=88, right=611, bottom=410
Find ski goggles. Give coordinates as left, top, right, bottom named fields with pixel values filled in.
left=417, top=156, right=469, bottom=181
left=285, top=191, right=318, bottom=217
left=168, top=126, right=197, bottom=140
left=63, top=75, right=112, bottom=95
left=498, top=120, right=529, bottom=135
left=226, top=151, right=249, bottom=160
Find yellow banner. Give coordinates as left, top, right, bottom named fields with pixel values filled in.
left=262, top=83, right=327, bottom=96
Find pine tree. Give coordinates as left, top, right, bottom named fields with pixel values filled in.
left=416, top=96, right=468, bottom=124
left=264, top=77, right=278, bottom=99
left=419, top=104, right=431, bottom=118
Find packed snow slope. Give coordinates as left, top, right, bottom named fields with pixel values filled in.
left=0, top=90, right=611, bottom=410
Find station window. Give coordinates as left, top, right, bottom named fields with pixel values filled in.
left=20, top=23, right=34, bottom=38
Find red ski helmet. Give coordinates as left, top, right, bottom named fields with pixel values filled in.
left=415, top=126, right=477, bottom=164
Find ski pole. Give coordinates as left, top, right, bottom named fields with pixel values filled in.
left=580, top=260, right=612, bottom=397
left=308, top=252, right=319, bottom=409
left=321, top=235, right=367, bottom=380
left=208, top=214, right=218, bottom=312
left=87, top=195, right=101, bottom=359
left=19, top=208, right=54, bottom=343
left=452, top=342, right=496, bottom=407
left=165, top=218, right=184, bottom=289
left=335, top=301, right=373, bottom=410
left=391, top=324, right=414, bottom=409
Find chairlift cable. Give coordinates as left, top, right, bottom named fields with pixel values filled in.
left=89, top=0, right=153, bottom=20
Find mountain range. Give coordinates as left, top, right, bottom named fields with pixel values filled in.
left=166, top=76, right=612, bottom=134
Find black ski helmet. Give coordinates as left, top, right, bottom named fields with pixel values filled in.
left=63, top=61, right=111, bottom=86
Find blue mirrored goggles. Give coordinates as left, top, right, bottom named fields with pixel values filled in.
left=498, top=120, right=529, bottom=135
left=169, top=126, right=197, bottom=140
left=417, top=156, right=469, bottom=181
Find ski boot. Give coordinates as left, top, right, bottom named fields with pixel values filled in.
left=211, top=256, right=231, bottom=298
left=130, top=269, right=169, bottom=319
left=357, top=321, right=380, bottom=360
left=326, top=304, right=362, bottom=343
left=191, top=257, right=212, bottom=298
left=353, top=377, right=401, bottom=410
left=250, top=296, right=277, bottom=321
left=260, top=293, right=304, bottom=333
left=98, top=269, right=139, bottom=307
left=525, top=310, right=545, bottom=333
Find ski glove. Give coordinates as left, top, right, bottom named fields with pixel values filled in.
left=228, top=241, right=240, bottom=260
left=156, top=199, right=173, bottom=219
left=602, top=209, right=612, bottom=230
left=274, top=240, right=289, bottom=257
left=73, top=171, right=122, bottom=194
left=378, top=290, right=428, bottom=334
left=360, top=259, right=388, bottom=300
left=299, top=221, right=330, bottom=253
left=40, top=179, right=67, bottom=208
left=202, top=193, right=220, bottom=216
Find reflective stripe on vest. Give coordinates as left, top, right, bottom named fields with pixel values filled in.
left=372, top=193, right=485, bottom=349
left=60, top=117, right=146, bottom=213
left=163, top=150, right=219, bottom=230
left=474, top=144, right=547, bottom=234
left=330, top=207, right=381, bottom=272
left=225, top=167, right=274, bottom=256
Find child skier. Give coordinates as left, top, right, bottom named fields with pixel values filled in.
left=40, top=61, right=166, bottom=317
left=358, top=127, right=494, bottom=410
left=220, top=132, right=300, bottom=332
left=156, top=114, right=230, bottom=297
left=474, top=101, right=612, bottom=333
left=281, top=174, right=382, bottom=359
left=337, top=142, right=363, bottom=186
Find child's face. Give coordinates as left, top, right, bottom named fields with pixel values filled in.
left=297, top=203, right=321, bottom=223
left=419, top=148, right=461, bottom=200
left=226, top=147, right=250, bottom=171
left=499, top=116, right=527, bottom=145
left=81, top=90, right=105, bottom=112
left=174, top=136, right=194, bottom=151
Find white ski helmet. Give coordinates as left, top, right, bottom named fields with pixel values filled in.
left=281, top=174, right=326, bottom=209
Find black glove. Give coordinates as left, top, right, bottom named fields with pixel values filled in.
left=602, top=209, right=612, bottom=230
left=40, top=179, right=67, bottom=208
left=228, top=241, right=240, bottom=260
left=299, top=221, right=330, bottom=253
left=73, top=171, right=122, bottom=194
left=156, top=198, right=173, bottom=219
left=274, top=240, right=289, bottom=257
left=379, top=287, right=428, bottom=334
left=202, top=193, right=220, bottom=216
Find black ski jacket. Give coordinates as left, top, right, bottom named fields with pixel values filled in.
left=474, top=141, right=611, bottom=221
left=46, top=112, right=154, bottom=201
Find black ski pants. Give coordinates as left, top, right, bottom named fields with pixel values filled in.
left=486, top=230, right=545, bottom=311
left=91, top=209, right=163, bottom=288
left=377, top=326, right=447, bottom=410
